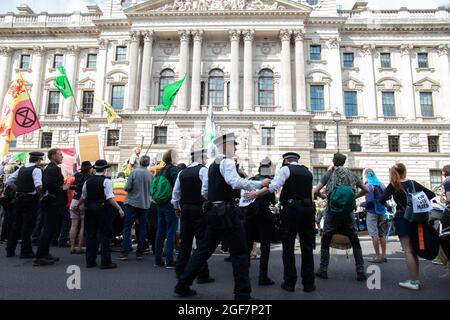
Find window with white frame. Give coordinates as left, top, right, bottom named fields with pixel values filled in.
left=261, top=127, right=275, bottom=146
left=20, top=54, right=30, bottom=69
left=310, top=85, right=324, bottom=111
left=420, top=92, right=433, bottom=117
left=111, top=85, right=125, bottom=110
left=53, top=54, right=64, bottom=68
left=430, top=170, right=442, bottom=189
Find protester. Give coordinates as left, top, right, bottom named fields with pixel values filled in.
left=75, top=160, right=125, bottom=269
left=154, top=149, right=180, bottom=268
left=69, top=161, right=93, bottom=254
left=128, top=146, right=141, bottom=172
left=172, top=148, right=214, bottom=283
left=120, top=156, right=153, bottom=261
left=436, top=165, right=450, bottom=268
left=34, top=149, right=69, bottom=266
left=360, top=169, right=387, bottom=263
left=112, top=172, right=127, bottom=248
left=0, top=165, right=17, bottom=244
left=380, top=163, right=435, bottom=290
left=174, top=133, right=270, bottom=300
left=313, top=153, right=369, bottom=281
left=241, top=157, right=277, bottom=286
left=5, top=152, right=44, bottom=259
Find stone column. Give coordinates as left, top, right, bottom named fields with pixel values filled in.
left=0, top=46, right=12, bottom=106
left=139, top=31, right=154, bottom=111
left=438, top=45, right=450, bottom=120
left=294, top=30, right=306, bottom=113
left=63, top=46, right=80, bottom=119
left=177, top=30, right=190, bottom=111
left=243, top=29, right=254, bottom=112
left=327, top=37, right=344, bottom=115
left=31, top=46, right=45, bottom=116
left=361, top=44, right=377, bottom=120
left=399, top=44, right=416, bottom=120
left=279, top=29, right=292, bottom=112
left=93, top=39, right=108, bottom=116
left=190, top=30, right=203, bottom=112
left=229, top=30, right=240, bottom=112
left=126, top=31, right=141, bottom=111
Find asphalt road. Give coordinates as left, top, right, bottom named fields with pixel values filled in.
left=0, top=236, right=449, bottom=300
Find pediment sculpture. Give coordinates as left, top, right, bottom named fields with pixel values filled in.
left=156, top=0, right=286, bottom=11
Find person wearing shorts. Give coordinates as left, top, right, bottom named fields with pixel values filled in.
left=69, top=161, right=93, bottom=254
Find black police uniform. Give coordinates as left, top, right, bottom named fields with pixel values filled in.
left=84, top=175, right=114, bottom=267
left=279, top=164, right=315, bottom=290
left=176, top=158, right=252, bottom=300
left=244, top=174, right=276, bottom=284
left=6, top=165, right=41, bottom=257
left=175, top=164, right=211, bottom=282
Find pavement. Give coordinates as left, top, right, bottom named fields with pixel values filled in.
left=0, top=236, right=449, bottom=300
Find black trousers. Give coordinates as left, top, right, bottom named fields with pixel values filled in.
left=147, top=202, right=158, bottom=252
left=84, top=202, right=114, bottom=266
left=6, top=195, right=39, bottom=255
left=36, top=204, right=64, bottom=259
left=280, top=204, right=315, bottom=288
left=177, top=207, right=251, bottom=299
left=175, top=204, right=210, bottom=281
left=0, top=199, right=14, bottom=241
left=31, top=207, right=44, bottom=244
left=245, top=213, right=273, bottom=280
left=111, top=202, right=124, bottom=246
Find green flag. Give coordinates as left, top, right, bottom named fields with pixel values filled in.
left=153, top=75, right=186, bottom=111
left=12, top=151, right=27, bottom=164
left=54, top=66, right=74, bottom=99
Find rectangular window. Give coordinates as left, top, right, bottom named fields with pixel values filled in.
left=313, top=131, right=326, bottom=149
left=343, top=52, right=354, bottom=68
left=82, top=91, right=94, bottom=114
left=53, top=54, right=64, bottom=68
left=111, top=85, right=125, bottom=110
left=261, top=127, right=275, bottom=146
left=106, top=129, right=120, bottom=147
left=349, top=135, right=362, bottom=152
left=154, top=126, right=167, bottom=145
left=313, top=167, right=327, bottom=186
left=40, top=132, right=52, bottom=149
left=10, top=140, right=17, bottom=148
left=115, top=46, right=127, bottom=61
left=380, top=53, right=391, bottom=68
left=310, top=45, right=321, bottom=61
left=20, top=54, right=30, bottom=69
left=227, top=82, right=230, bottom=106
left=344, top=91, right=357, bottom=117
left=200, top=81, right=206, bottom=106
left=388, top=135, right=400, bottom=152
left=428, top=136, right=439, bottom=153
left=420, top=92, right=433, bottom=117
left=87, top=54, right=97, bottom=69
left=47, top=91, right=60, bottom=114
left=430, top=170, right=442, bottom=189
left=418, top=53, right=428, bottom=68
left=382, top=92, right=395, bottom=117
left=310, top=85, right=324, bottom=112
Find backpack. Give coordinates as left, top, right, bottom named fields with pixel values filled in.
left=404, top=180, right=432, bottom=223
left=150, top=166, right=173, bottom=205
left=329, top=185, right=356, bottom=215
left=411, top=222, right=440, bottom=260
left=372, top=185, right=387, bottom=215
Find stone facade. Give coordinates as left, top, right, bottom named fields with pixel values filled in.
left=0, top=0, right=449, bottom=187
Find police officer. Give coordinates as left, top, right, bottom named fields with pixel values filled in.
left=171, top=148, right=214, bottom=284
left=174, top=133, right=270, bottom=300
left=75, top=160, right=124, bottom=269
left=5, top=152, right=44, bottom=258
left=246, top=152, right=316, bottom=292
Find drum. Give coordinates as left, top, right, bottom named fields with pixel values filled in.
left=330, top=234, right=352, bottom=250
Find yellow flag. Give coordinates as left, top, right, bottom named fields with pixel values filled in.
left=95, top=98, right=117, bottom=124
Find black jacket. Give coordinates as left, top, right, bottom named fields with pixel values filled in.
left=43, top=162, right=67, bottom=207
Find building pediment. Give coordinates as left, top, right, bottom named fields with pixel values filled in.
left=125, top=0, right=313, bottom=15
left=413, top=77, right=440, bottom=91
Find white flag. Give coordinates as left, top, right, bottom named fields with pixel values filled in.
left=204, top=103, right=217, bottom=161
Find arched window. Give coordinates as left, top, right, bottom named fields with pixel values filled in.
left=159, top=69, right=174, bottom=104
left=208, top=69, right=224, bottom=106
left=258, top=69, right=274, bottom=106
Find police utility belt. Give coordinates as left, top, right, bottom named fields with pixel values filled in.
left=281, top=198, right=312, bottom=210
left=203, top=200, right=236, bottom=231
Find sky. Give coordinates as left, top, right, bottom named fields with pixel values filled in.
left=0, top=0, right=449, bottom=13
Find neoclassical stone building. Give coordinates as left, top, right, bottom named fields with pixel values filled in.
left=0, top=0, right=449, bottom=187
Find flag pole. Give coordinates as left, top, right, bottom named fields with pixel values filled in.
left=144, top=108, right=170, bottom=156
